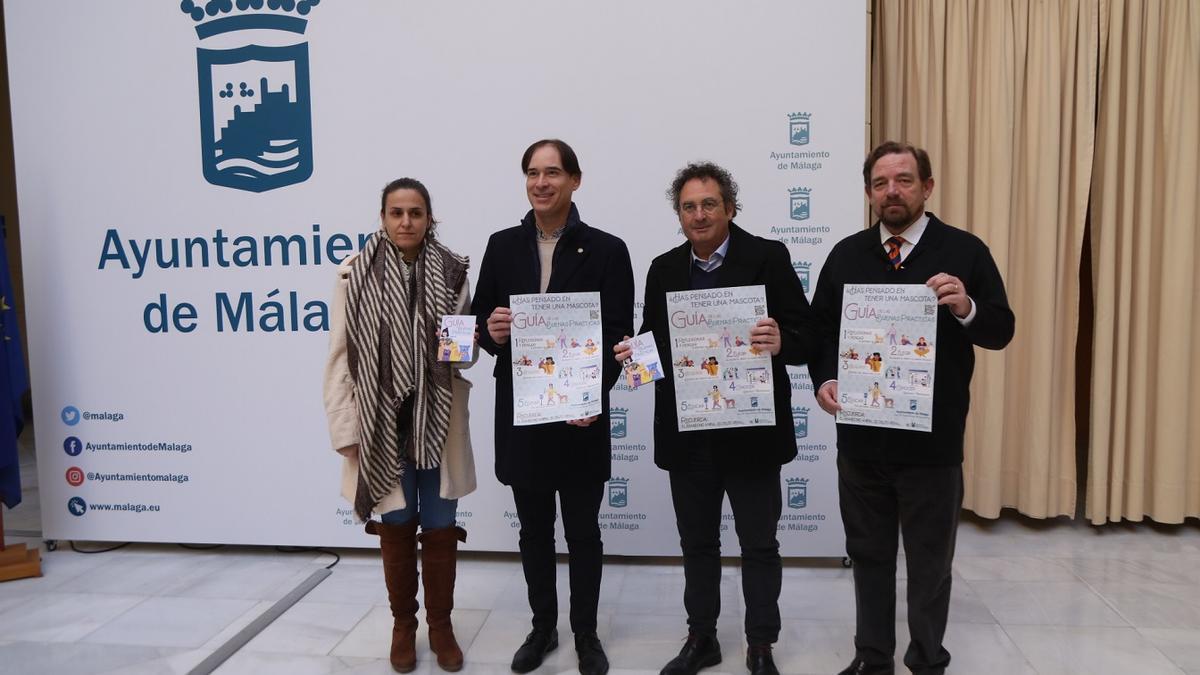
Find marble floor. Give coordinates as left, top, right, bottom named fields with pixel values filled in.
left=3, top=432, right=1200, bottom=674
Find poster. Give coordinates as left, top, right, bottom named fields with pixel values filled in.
left=437, top=315, right=475, bottom=363
left=509, top=292, right=603, bottom=426
left=836, top=284, right=937, bottom=431
left=621, top=332, right=664, bottom=389
left=666, top=286, right=775, bottom=431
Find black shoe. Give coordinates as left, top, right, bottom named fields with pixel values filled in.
left=746, top=644, right=779, bottom=675
left=837, top=657, right=895, bottom=675
left=575, top=632, right=609, bottom=675
left=660, top=633, right=722, bottom=675
left=511, top=628, right=558, bottom=673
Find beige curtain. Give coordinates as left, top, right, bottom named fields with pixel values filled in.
left=1088, top=0, right=1200, bottom=523
left=872, top=0, right=1096, bottom=517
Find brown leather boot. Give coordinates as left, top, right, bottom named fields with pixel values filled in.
left=419, top=526, right=467, bottom=672
left=367, top=520, right=419, bottom=673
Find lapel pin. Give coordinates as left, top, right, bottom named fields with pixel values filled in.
left=577, top=247, right=583, bottom=253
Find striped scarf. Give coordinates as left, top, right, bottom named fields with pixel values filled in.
left=345, top=231, right=467, bottom=520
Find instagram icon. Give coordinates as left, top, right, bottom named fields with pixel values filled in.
left=65, top=466, right=85, bottom=487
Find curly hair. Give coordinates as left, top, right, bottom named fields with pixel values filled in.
left=666, top=162, right=741, bottom=218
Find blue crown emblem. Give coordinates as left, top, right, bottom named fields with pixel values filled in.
left=607, top=477, right=629, bottom=508
left=791, top=261, right=811, bottom=293
left=609, top=407, right=628, bottom=439
left=181, top=0, right=320, bottom=192
left=788, top=111, right=811, bottom=146
left=791, top=406, right=809, bottom=439
left=786, top=477, right=809, bottom=509
left=789, top=186, right=812, bottom=221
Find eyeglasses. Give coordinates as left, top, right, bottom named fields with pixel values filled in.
left=680, top=198, right=723, bottom=216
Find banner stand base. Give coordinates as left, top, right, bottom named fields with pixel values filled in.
left=0, top=543, right=42, bottom=582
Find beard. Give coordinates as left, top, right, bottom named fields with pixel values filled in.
left=877, top=201, right=918, bottom=231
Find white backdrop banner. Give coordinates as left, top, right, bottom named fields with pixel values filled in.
left=6, top=1, right=865, bottom=555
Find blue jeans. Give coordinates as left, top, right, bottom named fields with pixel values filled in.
left=380, top=467, right=458, bottom=529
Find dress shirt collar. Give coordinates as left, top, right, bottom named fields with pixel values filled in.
left=691, top=233, right=731, bottom=272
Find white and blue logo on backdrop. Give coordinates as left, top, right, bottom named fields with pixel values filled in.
left=181, top=0, right=319, bottom=193
left=789, top=187, right=812, bottom=221
left=792, top=406, right=808, bottom=440
left=607, top=477, right=629, bottom=509
left=792, top=261, right=811, bottom=294
left=788, top=112, right=811, bottom=146
left=786, top=477, right=809, bottom=509
left=610, top=407, right=628, bottom=439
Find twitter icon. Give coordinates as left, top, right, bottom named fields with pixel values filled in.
left=62, top=406, right=81, bottom=426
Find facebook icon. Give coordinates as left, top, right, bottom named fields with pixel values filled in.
left=63, top=436, right=82, bottom=457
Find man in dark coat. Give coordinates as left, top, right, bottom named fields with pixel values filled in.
left=616, top=162, right=810, bottom=675
left=473, top=139, right=634, bottom=675
left=809, top=141, right=1014, bottom=675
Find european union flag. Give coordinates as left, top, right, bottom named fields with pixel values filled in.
left=0, top=217, right=28, bottom=509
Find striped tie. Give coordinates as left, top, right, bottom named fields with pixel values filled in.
left=885, top=236, right=906, bottom=270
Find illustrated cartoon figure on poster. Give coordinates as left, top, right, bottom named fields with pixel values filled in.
left=675, top=355, right=695, bottom=367
left=582, top=338, right=598, bottom=355
left=735, top=334, right=746, bottom=347
left=914, top=336, right=930, bottom=357
left=624, top=361, right=642, bottom=388
left=721, top=326, right=733, bottom=348
left=645, top=362, right=662, bottom=380
left=624, top=360, right=653, bottom=388
left=570, top=337, right=580, bottom=349
left=869, top=382, right=882, bottom=407
left=538, top=356, right=556, bottom=375
left=900, top=334, right=912, bottom=345
left=707, top=385, right=722, bottom=410
left=865, top=352, right=883, bottom=373
left=515, top=354, right=533, bottom=366
left=702, top=356, right=720, bottom=376
left=557, top=328, right=568, bottom=350
left=544, top=383, right=559, bottom=404
left=439, top=329, right=460, bottom=362
left=841, top=347, right=860, bottom=360
left=886, top=323, right=897, bottom=345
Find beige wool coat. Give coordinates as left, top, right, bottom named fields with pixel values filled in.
left=322, top=253, right=477, bottom=518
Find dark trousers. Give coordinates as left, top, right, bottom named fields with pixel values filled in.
left=669, top=466, right=783, bottom=645
left=838, top=456, right=963, bottom=675
left=511, top=481, right=605, bottom=635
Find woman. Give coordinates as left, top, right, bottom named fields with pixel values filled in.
left=324, top=178, right=476, bottom=673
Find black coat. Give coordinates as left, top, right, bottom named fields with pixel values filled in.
left=807, top=214, right=1015, bottom=465
left=639, top=223, right=811, bottom=473
left=472, top=204, right=635, bottom=488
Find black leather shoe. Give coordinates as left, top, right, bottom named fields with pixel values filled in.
left=511, top=628, right=558, bottom=673
left=745, top=643, right=779, bottom=675
left=575, top=632, right=609, bottom=675
left=837, top=657, right=895, bottom=675
left=660, top=633, right=722, bottom=675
